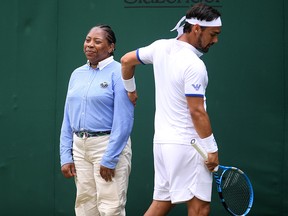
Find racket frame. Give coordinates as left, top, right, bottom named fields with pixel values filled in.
left=191, top=139, right=254, bottom=216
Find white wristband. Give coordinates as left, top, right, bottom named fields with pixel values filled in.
left=201, top=134, right=218, bottom=153
left=122, top=76, right=136, bottom=92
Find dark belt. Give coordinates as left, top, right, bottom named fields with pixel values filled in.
left=75, top=131, right=111, bottom=138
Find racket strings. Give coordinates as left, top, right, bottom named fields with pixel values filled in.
left=220, top=169, right=252, bottom=215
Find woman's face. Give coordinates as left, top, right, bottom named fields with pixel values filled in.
left=83, top=27, right=114, bottom=67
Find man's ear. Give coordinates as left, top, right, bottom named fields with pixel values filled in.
left=193, top=24, right=201, bottom=34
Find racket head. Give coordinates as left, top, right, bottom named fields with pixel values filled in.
left=214, top=166, right=254, bottom=216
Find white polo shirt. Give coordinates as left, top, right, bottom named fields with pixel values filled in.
left=137, top=38, right=208, bottom=145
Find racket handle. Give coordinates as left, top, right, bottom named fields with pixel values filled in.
left=191, top=139, right=208, bottom=160
left=191, top=139, right=219, bottom=172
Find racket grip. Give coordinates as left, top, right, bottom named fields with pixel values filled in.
left=191, top=139, right=219, bottom=172
left=191, top=139, right=208, bottom=160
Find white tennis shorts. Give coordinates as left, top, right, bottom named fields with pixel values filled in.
left=153, top=143, right=213, bottom=204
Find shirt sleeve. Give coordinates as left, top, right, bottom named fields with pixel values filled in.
left=59, top=79, right=74, bottom=166
left=136, top=40, right=159, bottom=65
left=184, top=60, right=208, bottom=98
left=100, top=72, right=134, bottom=169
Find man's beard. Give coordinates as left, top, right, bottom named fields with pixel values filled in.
left=196, top=37, right=210, bottom=53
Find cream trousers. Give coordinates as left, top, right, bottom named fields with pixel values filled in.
left=73, top=134, right=132, bottom=216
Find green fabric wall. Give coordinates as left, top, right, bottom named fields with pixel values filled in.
left=0, top=0, right=287, bottom=215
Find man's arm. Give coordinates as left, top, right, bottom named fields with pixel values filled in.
left=186, top=96, right=219, bottom=171
left=121, top=51, right=141, bottom=105
left=121, top=50, right=140, bottom=79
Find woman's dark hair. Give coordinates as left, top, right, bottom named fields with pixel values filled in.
left=92, top=24, right=117, bottom=56
left=183, top=3, right=221, bottom=33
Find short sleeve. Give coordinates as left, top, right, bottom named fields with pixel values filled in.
left=136, top=40, right=160, bottom=65
left=184, top=60, right=208, bottom=97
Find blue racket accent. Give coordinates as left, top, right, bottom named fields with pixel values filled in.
left=191, top=139, right=254, bottom=216
left=214, top=165, right=254, bottom=215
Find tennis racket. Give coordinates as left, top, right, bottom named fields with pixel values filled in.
left=191, top=139, right=254, bottom=216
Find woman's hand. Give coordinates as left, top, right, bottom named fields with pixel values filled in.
left=61, top=163, right=77, bottom=178
left=100, top=165, right=115, bottom=182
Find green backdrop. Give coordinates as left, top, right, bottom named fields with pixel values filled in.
left=0, top=0, right=287, bottom=215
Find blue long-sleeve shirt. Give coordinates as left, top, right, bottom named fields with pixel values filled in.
left=60, top=56, right=134, bottom=169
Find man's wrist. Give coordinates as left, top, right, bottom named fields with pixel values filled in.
left=201, top=134, right=218, bottom=153
left=122, top=76, right=136, bottom=92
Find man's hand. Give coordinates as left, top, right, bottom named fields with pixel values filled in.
left=205, top=151, right=219, bottom=172
left=128, top=91, right=138, bottom=106
left=61, top=163, right=76, bottom=178
left=100, top=165, right=115, bottom=182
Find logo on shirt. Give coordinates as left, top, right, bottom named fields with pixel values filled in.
left=192, top=84, right=201, bottom=91
left=100, top=82, right=108, bottom=88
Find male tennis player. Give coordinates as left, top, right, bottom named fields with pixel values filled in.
left=121, top=3, right=222, bottom=216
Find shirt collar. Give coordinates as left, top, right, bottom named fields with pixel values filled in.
left=175, top=39, right=203, bottom=57
left=87, top=56, right=114, bottom=70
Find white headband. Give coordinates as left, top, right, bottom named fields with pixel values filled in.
left=171, top=16, right=222, bottom=37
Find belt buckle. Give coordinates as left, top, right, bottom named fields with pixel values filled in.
left=80, top=131, right=88, bottom=139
